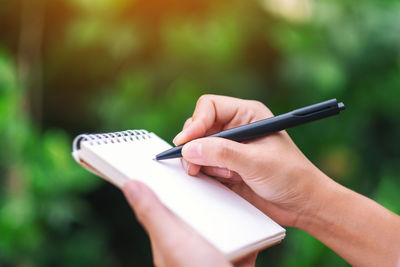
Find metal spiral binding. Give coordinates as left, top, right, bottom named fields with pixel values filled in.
left=73, top=130, right=151, bottom=151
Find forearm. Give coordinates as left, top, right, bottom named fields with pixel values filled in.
left=297, top=171, right=400, bottom=267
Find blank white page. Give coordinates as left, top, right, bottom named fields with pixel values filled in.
left=74, top=131, right=285, bottom=260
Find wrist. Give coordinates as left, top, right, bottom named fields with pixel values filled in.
left=292, top=169, right=400, bottom=266
left=292, top=167, right=343, bottom=232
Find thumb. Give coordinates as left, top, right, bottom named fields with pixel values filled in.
left=122, top=180, right=176, bottom=237
left=182, top=137, right=254, bottom=175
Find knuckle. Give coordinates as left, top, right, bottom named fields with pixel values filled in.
left=183, top=117, right=193, bottom=129
left=197, top=94, right=212, bottom=105
left=247, top=100, right=273, bottom=117
left=185, top=117, right=192, bottom=124
left=216, top=141, right=233, bottom=165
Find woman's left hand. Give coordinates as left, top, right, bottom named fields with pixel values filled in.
left=122, top=180, right=258, bottom=267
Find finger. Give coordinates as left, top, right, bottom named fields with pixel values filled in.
left=188, top=162, right=201, bottom=176
left=181, top=158, right=201, bottom=176
left=201, top=166, right=233, bottom=178
left=173, top=117, right=193, bottom=145
left=179, top=118, right=224, bottom=142
left=201, top=167, right=243, bottom=184
left=182, top=137, right=254, bottom=176
left=178, top=121, right=203, bottom=174
left=176, top=115, right=219, bottom=173
left=123, top=181, right=231, bottom=267
left=204, top=122, right=225, bottom=137
left=183, top=117, right=193, bottom=130
left=122, top=180, right=179, bottom=238
left=174, top=95, right=266, bottom=145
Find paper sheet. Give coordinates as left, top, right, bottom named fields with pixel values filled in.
left=76, top=132, right=285, bottom=258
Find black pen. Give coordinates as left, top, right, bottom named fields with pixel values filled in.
left=155, top=98, right=345, bottom=160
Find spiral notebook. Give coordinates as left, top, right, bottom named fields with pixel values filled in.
left=72, top=130, right=285, bottom=260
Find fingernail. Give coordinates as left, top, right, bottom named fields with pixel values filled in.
left=182, top=142, right=202, bottom=160
left=173, top=131, right=185, bottom=146
left=187, top=164, right=193, bottom=175
left=124, top=181, right=141, bottom=203
left=215, top=168, right=232, bottom=178
left=182, top=159, right=189, bottom=172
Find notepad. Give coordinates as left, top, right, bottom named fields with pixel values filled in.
left=72, top=130, right=285, bottom=260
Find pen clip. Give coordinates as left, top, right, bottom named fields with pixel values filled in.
left=291, top=99, right=341, bottom=117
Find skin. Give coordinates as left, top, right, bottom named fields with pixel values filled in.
left=123, top=94, right=400, bottom=267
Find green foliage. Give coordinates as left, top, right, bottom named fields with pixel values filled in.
left=0, top=0, right=399, bottom=266
left=0, top=51, right=101, bottom=266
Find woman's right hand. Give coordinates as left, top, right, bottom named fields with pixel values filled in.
left=173, top=94, right=335, bottom=228
left=173, top=95, right=400, bottom=267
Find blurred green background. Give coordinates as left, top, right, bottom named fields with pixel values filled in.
left=0, top=0, right=399, bottom=266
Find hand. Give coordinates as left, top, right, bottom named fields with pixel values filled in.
left=122, top=180, right=258, bottom=267
left=174, top=94, right=400, bottom=267
left=173, top=94, right=328, bottom=227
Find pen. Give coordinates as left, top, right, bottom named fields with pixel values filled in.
left=155, top=98, right=345, bottom=160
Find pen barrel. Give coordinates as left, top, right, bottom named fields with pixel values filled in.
left=212, top=105, right=341, bottom=143
left=156, top=99, right=344, bottom=160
